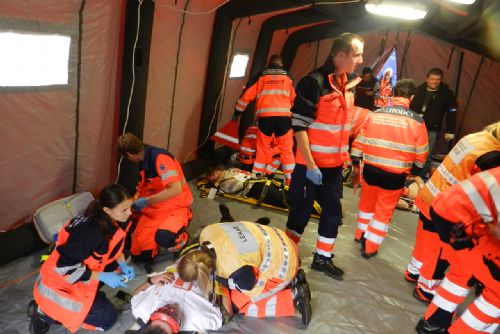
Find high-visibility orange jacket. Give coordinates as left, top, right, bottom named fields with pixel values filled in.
left=374, top=78, right=392, bottom=107
left=293, top=72, right=355, bottom=168
left=351, top=97, right=429, bottom=174
left=235, top=67, right=296, bottom=118
left=239, top=126, right=258, bottom=165
left=430, top=167, right=500, bottom=252
left=349, top=106, right=371, bottom=138
left=34, top=216, right=128, bottom=332
left=136, top=145, right=192, bottom=215
left=200, top=221, right=298, bottom=300
left=415, top=130, right=500, bottom=217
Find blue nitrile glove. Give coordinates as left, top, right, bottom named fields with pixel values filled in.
left=132, top=197, right=149, bottom=212
left=118, top=261, right=135, bottom=281
left=306, top=168, right=323, bottom=185
left=99, top=272, right=128, bottom=288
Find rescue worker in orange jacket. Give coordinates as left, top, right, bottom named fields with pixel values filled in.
left=118, top=133, right=192, bottom=268
left=238, top=125, right=282, bottom=176
left=180, top=214, right=312, bottom=325
left=374, top=68, right=393, bottom=108
left=31, top=184, right=135, bottom=333
left=351, top=79, right=428, bottom=258
left=416, top=167, right=500, bottom=334
left=285, top=33, right=364, bottom=280
left=405, top=122, right=500, bottom=303
left=232, top=55, right=296, bottom=185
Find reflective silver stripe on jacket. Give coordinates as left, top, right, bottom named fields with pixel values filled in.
left=460, top=172, right=499, bottom=223
left=240, top=146, right=256, bottom=153
left=160, top=170, right=178, bottom=180
left=256, top=107, right=290, bottom=115
left=437, top=164, right=458, bottom=186
left=220, top=222, right=259, bottom=254
left=309, top=122, right=352, bottom=132
left=256, top=90, right=291, bottom=98
left=36, top=277, right=83, bottom=312
left=310, top=144, right=349, bottom=154
left=363, top=137, right=416, bottom=153
left=363, top=154, right=413, bottom=168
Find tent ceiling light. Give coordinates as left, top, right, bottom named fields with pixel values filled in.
left=446, top=0, right=476, bottom=4
left=365, top=1, right=428, bottom=20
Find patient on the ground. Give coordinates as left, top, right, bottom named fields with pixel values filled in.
left=130, top=263, right=223, bottom=333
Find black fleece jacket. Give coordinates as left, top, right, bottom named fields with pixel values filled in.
left=410, top=83, right=457, bottom=133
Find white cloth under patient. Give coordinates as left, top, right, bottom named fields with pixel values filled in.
left=131, top=271, right=223, bottom=332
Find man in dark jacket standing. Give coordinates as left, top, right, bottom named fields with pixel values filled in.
left=410, top=68, right=457, bottom=178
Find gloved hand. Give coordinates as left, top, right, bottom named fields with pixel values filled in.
left=352, top=165, right=361, bottom=194
left=118, top=261, right=135, bottom=281
left=132, top=197, right=148, bottom=212
left=306, top=167, right=323, bottom=185
left=232, top=110, right=241, bottom=122
left=444, top=133, right=455, bottom=141
left=99, top=271, right=128, bottom=288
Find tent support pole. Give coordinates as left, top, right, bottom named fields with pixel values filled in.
left=457, top=55, right=483, bottom=138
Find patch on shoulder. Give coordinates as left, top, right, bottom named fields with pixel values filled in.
left=159, top=164, right=166, bottom=171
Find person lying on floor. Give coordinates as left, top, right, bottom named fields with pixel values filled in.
left=130, top=258, right=224, bottom=333
left=204, top=165, right=323, bottom=216
left=179, top=204, right=313, bottom=326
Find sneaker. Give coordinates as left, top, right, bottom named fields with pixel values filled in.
left=311, top=253, right=344, bottom=280
left=290, top=269, right=311, bottom=300
left=415, top=318, right=449, bottom=334
left=219, top=203, right=235, bottom=222
left=404, top=270, right=419, bottom=283
left=413, top=288, right=432, bottom=304
left=255, top=217, right=270, bottom=225
left=293, top=283, right=312, bottom=325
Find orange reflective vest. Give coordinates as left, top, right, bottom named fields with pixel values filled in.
left=296, top=74, right=354, bottom=168
left=239, top=126, right=258, bottom=165
left=431, top=167, right=500, bottom=250
left=415, top=130, right=500, bottom=217
left=235, top=68, right=296, bottom=118
left=33, top=217, right=127, bottom=332
left=200, top=221, right=298, bottom=301
left=351, top=98, right=428, bottom=174
left=375, top=78, right=392, bottom=107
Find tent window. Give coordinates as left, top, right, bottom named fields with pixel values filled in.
left=0, top=32, right=71, bottom=87
left=229, top=53, right=249, bottom=78
left=377, top=48, right=398, bottom=82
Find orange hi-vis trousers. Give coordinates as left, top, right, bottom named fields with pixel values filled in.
left=253, top=129, right=295, bottom=183
left=423, top=240, right=500, bottom=333
left=356, top=179, right=404, bottom=253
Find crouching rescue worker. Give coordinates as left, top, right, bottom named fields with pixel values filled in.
left=351, top=79, right=428, bottom=258
left=405, top=121, right=500, bottom=303
left=30, top=184, right=136, bottom=333
left=416, top=167, right=500, bottom=334
left=179, top=217, right=313, bottom=325
left=118, top=133, right=193, bottom=270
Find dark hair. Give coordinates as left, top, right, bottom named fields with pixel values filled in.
left=140, top=325, right=168, bottom=334
left=362, top=67, right=372, bottom=75
left=393, top=79, right=417, bottom=98
left=426, top=67, right=443, bottom=78
left=85, top=184, right=131, bottom=238
left=268, top=54, right=283, bottom=66
left=330, top=32, right=364, bottom=57
left=117, top=132, right=144, bottom=156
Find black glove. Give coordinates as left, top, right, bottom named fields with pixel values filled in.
left=483, top=255, right=500, bottom=281
left=232, top=110, right=242, bottom=122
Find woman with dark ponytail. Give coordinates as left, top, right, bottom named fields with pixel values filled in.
left=32, top=184, right=136, bottom=333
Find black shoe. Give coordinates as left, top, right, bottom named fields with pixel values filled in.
left=404, top=270, right=419, bottom=283
left=415, top=318, right=449, bottom=334
left=360, top=235, right=378, bottom=259
left=413, top=288, right=432, bottom=304
left=27, top=300, right=51, bottom=334
left=293, top=283, right=312, bottom=325
left=290, top=268, right=311, bottom=300
left=311, top=253, right=344, bottom=280
left=219, top=203, right=235, bottom=222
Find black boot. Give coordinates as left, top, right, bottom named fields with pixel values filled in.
left=415, top=318, right=449, bottom=334
left=27, top=300, right=51, bottom=334
left=290, top=268, right=311, bottom=300
left=311, top=253, right=344, bottom=280
left=219, top=203, right=235, bottom=222
left=293, top=282, right=312, bottom=325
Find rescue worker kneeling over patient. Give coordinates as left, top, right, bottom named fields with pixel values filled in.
left=118, top=133, right=193, bottom=269
left=31, top=184, right=135, bottom=333
left=179, top=214, right=312, bottom=325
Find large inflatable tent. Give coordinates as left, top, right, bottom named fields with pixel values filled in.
left=0, top=0, right=499, bottom=332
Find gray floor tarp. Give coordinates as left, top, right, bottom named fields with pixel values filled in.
left=1, top=182, right=446, bottom=333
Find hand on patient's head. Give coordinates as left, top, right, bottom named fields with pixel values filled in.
left=151, top=272, right=175, bottom=285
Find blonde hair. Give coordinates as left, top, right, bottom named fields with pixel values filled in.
left=178, top=249, right=215, bottom=296
left=484, top=121, right=500, bottom=140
